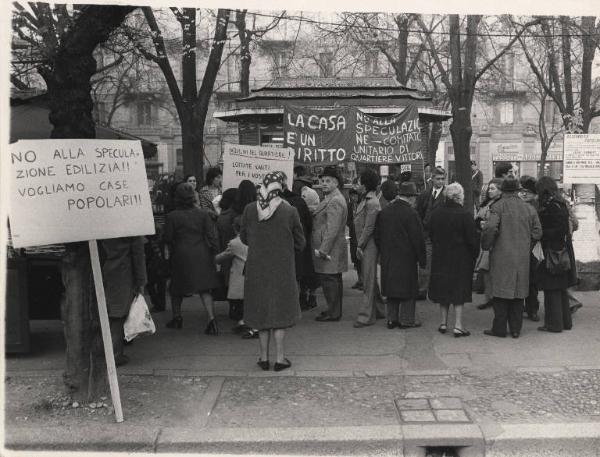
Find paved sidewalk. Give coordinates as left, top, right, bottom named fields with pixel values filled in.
left=4, top=273, right=600, bottom=456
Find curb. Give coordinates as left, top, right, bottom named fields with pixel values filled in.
left=5, top=422, right=600, bottom=455
left=481, top=422, right=600, bottom=457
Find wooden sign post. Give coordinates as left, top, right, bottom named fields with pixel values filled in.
left=8, top=139, right=156, bottom=423
left=88, top=240, right=124, bottom=422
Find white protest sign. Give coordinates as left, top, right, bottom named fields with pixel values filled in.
left=563, top=134, right=600, bottom=184
left=222, top=143, right=294, bottom=190
left=9, top=139, right=155, bottom=248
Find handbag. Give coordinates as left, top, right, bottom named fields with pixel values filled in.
left=545, top=246, right=571, bottom=275
left=472, top=270, right=485, bottom=294
left=124, top=294, right=156, bottom=342
left=474, top=250, right=490, bottom=272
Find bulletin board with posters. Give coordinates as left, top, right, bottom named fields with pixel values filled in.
left=563, top=134, right=600, bottom=184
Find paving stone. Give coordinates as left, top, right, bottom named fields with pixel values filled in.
left=395, top=399, right=429, bottom=410
left=400, top=410, right=436, bottom=422
left=405, top=391, right=436, bottom=398
left=430, top=397, right=463, bottom=410
left=433, top=409, right=470, bottom=422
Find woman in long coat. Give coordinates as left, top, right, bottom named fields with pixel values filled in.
left=241, top=172, right=305, bottom=372
left=535, top=176, right=574, bottom=332
left=100, top=236, right=147, bottom=366
left=164, top=183, right=220, bottom=334
left=428, top=183, right=479, bottom=337
left=474, top=178, right=503, bottom=310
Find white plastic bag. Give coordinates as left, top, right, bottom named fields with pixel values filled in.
left=532, top=241, right=545, bottom=263
left=124, top=294, right=156, bottom=342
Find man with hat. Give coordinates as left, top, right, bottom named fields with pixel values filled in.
left=374, top=180, right=426, bottom=329
left=313, top=166, right=348, bottom=322
left=519, top=175, right=541, bottom=321
left=293, top=165, right=320, bottom=214
left=482, top=177, right=542, bottom=338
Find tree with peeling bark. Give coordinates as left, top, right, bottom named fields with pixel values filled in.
left=417, top=15, right=539, bottom=210
left=132, top=7, right=230, bottom=181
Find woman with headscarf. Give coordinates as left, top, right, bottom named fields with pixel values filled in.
left=241, top=172, right=305, bottom=371
left=474, top=178, right=503, bottom=310
left=164, top=183, right=220, bottom=334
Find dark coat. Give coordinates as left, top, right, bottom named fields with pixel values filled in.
left=472, top=169, right=483, bottom=198
left=428, top=201, right=479, bottom=304
left=283, top=189, right=314, bottom=278
left=241, top=201, right=306, bottom=330
left=164, top=206, right=220, bottom=295
left=100, top=237, right=147, bottom=318
left=216, top=208, right=237, bottom=286
left=481, top=193, right=543, bottom=299
left=216, top=208, right=237, bottom=252
left=536, top=197, right=572, bottom=290
left=416, top=186, right=446, bottom=234
left=374, top=199, right=426, bottom=300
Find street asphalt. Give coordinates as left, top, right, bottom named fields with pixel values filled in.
left=4, top=271, right=600, bottom=456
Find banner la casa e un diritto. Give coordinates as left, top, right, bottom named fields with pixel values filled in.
left=284, top=104, right=423, bottom=165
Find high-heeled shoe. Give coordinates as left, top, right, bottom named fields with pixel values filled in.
left=166, top=316, right=183, bottom=329
left=204, top=318, right=219, bottom=335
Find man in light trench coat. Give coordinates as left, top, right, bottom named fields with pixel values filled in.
left=313, top=166, right=348, bottom=322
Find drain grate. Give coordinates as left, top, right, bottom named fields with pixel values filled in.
left=425, top=446, right=459, bottom=457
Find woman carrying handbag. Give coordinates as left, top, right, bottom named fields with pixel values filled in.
left=535, top=177, right=573, bottom=333
left=474, top=178, right=503, bottom=310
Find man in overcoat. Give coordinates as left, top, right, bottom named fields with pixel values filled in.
left=313, top=166, right=348, bottom=322
left=374, top=181, right=426, bottom=328
left=481, top=177, right=542, bottom=338
left=100, top=236, right=147, bottom=366
left=471, top=160, right=483, bottom=211
left=416, top=166, right=447, bottom=297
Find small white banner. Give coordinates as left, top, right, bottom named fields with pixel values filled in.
left=222, top=143, right=294, bottom=190
left=563, top=134, right=600, bottom=184
left=8, top=139, right=155, bottom=248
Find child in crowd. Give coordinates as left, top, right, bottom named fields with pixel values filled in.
left=215, top=217, right=258, bottom=339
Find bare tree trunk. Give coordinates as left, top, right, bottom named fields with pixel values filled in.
left=426, top=121, right=443, bottom=166
left=235, top=10, right=252, bottom=97
left=46, top=4, right=135, bottom=401
left=450, top=109, right=474, bottom=212
left=193, top=8, right=231, bottom=182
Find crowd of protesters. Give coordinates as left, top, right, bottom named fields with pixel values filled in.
left=110, top=159, right=582, bottom=369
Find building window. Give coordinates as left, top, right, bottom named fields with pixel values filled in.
left=176, top=148, right=183, bottom=168
left=501, top=52, right=515, bottom=91
left=318, top=52, right=334, bottom=77
left=271, top=50, right=289, bottom=77
left=365, top=50, right=379, bottom=76
left=500, top=101, right=514, bottom=124
left=137, top=101, right=152, bottom=126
